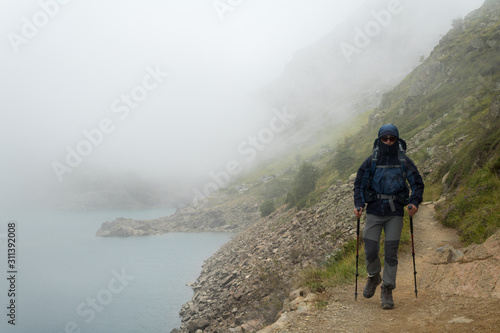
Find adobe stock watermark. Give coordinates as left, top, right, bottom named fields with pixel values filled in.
left=213, top=0, right=245, bottom=22
left=340, top=0, right=407, bottom=64
left=51, top=65, right=169, bottom=182
left=58, top=268, right=134, bottom=333
left=191, top=106, right=297, bottom=206
left=7, top=0, right=73, bottom=54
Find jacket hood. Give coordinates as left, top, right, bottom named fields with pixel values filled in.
left=378, top=124, right=399, bottom=138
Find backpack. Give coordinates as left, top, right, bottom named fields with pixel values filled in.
left=364, top=138, right=410, bottom=210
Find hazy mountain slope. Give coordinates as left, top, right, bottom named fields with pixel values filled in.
left=175, top=1, right=500, bottom=331
left=261, top=0, right=485, bottom=147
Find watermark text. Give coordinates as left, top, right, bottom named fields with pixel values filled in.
left=59, top=268, right=134, bottom=333
left=6, top=221, right=17, bottom=326
left=340, top=0, right=405, bottom=64
left=7, top=0, right=73, bottom=54
left=213, top=0, right=245, bottom=21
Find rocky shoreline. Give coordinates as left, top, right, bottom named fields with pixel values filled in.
left=94, top=176, right=356, bottom=333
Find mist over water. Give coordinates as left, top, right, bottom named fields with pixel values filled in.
left=0, top=0, right=485, bottom=208
left=0, top=0, right=360, bottom=207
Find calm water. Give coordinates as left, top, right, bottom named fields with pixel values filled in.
left=0, top=208, right=233, bottom=333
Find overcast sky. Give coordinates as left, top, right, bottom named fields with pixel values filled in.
left=0, top=0, right=367, bottom=200
left=0, top=0, right=485, bottom=206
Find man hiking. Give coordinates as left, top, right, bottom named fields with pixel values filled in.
left=353, top=124, right=424, bottom=309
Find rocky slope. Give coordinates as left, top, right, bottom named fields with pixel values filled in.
left=176, top=181, right=355, bottom=332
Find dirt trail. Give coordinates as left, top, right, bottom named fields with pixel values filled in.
left=273, top=203, right=500, bottom=332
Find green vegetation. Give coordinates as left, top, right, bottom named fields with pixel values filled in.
left=299, top=239, right=365, bottom=294
left=285, top=162, right=319, bottom=209
left=436, top=169, right=500, bottom=245
left=260, top=199, right=276, bottom=217
left=431, top=120, right=500, bottom=244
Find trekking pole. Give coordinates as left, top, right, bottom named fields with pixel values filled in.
left=355, top=207, right=361, bottom=301
left=408, top=205, right=418, bottom=298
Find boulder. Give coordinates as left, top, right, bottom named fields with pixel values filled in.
left=423, top=230, right=500, bottom=298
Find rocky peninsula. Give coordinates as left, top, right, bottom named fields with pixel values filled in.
left=96, top=196, right=261, bottom=236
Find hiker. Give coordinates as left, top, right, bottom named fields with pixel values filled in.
left=353, top=124, right=424, bottom=309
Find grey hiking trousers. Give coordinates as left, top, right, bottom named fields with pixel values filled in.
left=363, top=214, right=404, bottom=289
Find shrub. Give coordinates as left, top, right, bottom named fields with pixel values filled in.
left=260, top=199, right=275, bottom=217
left=286, top=162, right=319, bottom=208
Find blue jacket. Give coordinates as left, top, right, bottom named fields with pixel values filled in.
left=353, top=139, right=424, bottom=216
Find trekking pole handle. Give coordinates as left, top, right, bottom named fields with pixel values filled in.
left=354, top=207, right=362, bottom=218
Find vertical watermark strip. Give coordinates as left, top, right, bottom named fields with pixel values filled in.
left=6, top=221, right=17, bottom=326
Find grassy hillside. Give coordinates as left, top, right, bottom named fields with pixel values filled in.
left=324, top=1, right=500, bottom=245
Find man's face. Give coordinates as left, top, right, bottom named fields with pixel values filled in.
left=380, top=135, right=397, bottom=146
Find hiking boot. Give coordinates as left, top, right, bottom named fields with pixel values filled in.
left=381, top=285, right=394, bottom=309
left=363, top=273, right=382, bottom=298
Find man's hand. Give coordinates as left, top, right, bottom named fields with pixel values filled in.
left=354, top=207, right=363, bottom=219
left=407, top=204, right=418, bottom=217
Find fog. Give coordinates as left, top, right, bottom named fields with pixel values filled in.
left=0, top=0, right=485, bottom=208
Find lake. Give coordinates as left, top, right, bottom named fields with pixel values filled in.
left=0, top=208, right=233, bottom=332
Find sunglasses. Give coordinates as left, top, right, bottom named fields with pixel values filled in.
left=381, top=136, right=397, bottom=143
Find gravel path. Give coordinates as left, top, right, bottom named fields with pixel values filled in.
left=270, top=203, right=500, bottom=333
